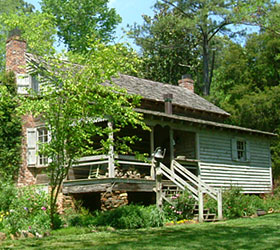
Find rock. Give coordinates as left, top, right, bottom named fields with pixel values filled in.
left=10, top=234, right=15, bottom=240
left=0, top=232, right=6, bottom=241
left=36, top=232, right=43, bottom=238
left=43, top=231, right=50, bottom=237
left=106, top=226, right=115, bottom=232
left=27, top=232, right=35, bottom=238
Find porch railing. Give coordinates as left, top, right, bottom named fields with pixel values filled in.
left=69, top=154, right=153, bottom=180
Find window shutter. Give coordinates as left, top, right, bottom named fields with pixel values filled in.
left=48, top=129, right=52, bottom=164
left=27, top=128, right=37, bottom=165
left=231, top=138, right=237, bottom=161
left=246, top=140, right=250, bottom=161
left=17, top=74, right=32, bottom=95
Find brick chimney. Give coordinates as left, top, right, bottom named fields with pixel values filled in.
left=163, top=93, right=173, bottom=115
left=6, top=28, right=26, bottom=74
left=178, top=74, right=194, bottom=93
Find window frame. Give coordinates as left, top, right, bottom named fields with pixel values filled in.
left=37, top=127, right=49, bottom=166
left=231, top=138, right=250, bottom=162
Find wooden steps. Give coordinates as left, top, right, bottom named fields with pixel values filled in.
left=162, top=184, right=217, bottom=222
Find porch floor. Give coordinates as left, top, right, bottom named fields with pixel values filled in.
left=63, top=178, right=156, bottom=194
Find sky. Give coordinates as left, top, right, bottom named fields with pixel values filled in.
left=25, top=0, right=157, bottom=50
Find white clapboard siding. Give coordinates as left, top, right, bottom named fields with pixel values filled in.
left=17, top=74, right=32, bottom=95
left=199, top=162, right=272, bottom=193
left=27, top=128, right=37, bottom=165
left=198, top=130, right=272, bottom=193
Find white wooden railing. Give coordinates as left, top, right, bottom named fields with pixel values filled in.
left=70, top=154, right=153, bottom=180
left=158, top=160, right=223, bottom=222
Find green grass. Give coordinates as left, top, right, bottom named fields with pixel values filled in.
left=1, top=213, right=280, bottom=250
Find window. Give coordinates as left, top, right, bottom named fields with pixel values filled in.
left=232, top=138, right=250, bottom=162
left=38, top=128, right=49, bottom=166
left=237, top=140, right=246, bottom=161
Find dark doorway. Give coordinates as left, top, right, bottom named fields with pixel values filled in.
left=154, top=125, right=171, bottom=167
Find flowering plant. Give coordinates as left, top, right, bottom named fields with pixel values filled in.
left=163, top=191, right=196, bottom=221
left=2, top=185, right=51, bottom=235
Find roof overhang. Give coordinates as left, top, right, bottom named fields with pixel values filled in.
left=136, top=108, right=277, bottom=138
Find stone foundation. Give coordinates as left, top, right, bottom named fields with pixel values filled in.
left=100, top=190, right=128, bottom=211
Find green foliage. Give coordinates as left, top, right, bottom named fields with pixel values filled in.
left=0, top=0, right=34, bottom=70
left=0, top=72, right=21, bottom=181
left=210, top=30, right=280, bottom=180
left=129, top=0, right=269, bottom=94
left=1, top=185, right=51, bottom=235
left=65, top=204, right=164, bottom=229
left=0, top=181, right=17, bottom=212
left=163, top=191, right=196, bottom=221
left=205, top=186, right=280, bottom=219
left=0, top=11, right=57, bottom=57
left=41, top=0, right=121, bottom=53
left=93, top=205, right=165, bottom=229
left=18, top=41, right=147, bottom=228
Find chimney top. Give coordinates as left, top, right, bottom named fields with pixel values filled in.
left=178, top=75, right=194, bottom=93
left=163, top=93, right=173, bottom=115
left=6, top=28, right=26, bottom=74
left=7, top=28, right=23, bottom=43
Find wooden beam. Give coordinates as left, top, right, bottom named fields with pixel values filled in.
left=108, top=121, right=115, bottom=178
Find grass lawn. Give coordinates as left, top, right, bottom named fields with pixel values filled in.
left=1, top=213, right=280, bottom=250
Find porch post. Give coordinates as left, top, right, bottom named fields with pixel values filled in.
left=198, top=176, right=204, bottom=222
left=155, top=161, right=163, bottom=210
left=170, top=128, right=174, bottom=170
left=108, top=120, right=115, bottom=178
left=217, top=189, right=223, bottom=220
left=150, top=126, right=155, bottom=179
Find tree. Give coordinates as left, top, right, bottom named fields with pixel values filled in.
left=19, top=42, right=147, bottom=227
left=0, top=0, right=34, bottom=70
left=41, top=0, right=121, bottom=53
left=129, top=4, right=199, bottom=85
left=0, top=11, right=57, bottom=57
left=130, top=0, right=271, bottom=95
left=209, top=29, right=280, bottom=181
left=0, top=71, right=22, bottom=181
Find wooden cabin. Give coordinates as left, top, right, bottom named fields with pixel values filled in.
left=6, top=32, right=275, bottom=212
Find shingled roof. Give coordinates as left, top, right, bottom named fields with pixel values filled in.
left=26, top=53, right=228, bottom=117
left=112, top=74, right=230, bottom=117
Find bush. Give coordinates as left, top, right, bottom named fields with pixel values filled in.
left=2, top=185, right=51, bottom=235
left=163, top=191, right=196, bottom=222
left=66, top=204, right=165, bottom=229
left=94, top=204, right=164, bottom=229
left=0, top=181, right=17, bottom=212
left=205, top=186, right=280, bottom=219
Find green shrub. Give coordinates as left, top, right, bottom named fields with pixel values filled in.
left=163, top=191, right=196, bottom=221
left=2, top=185, right=51, bottom=234
left=0, top=181, right=17, bottom=211
left=94, top=204, right=160, bottom=229
left=67, top=204, right=164, bottom=229
left=205, top=186, right=280, bottom=219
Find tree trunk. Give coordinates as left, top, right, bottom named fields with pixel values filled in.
left=202, top=34, right=210, bottom=95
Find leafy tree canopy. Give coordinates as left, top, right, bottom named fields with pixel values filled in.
left=0, top=0, right=35, bottom=70
left=0, top=71, right=21, bottom=181
left=18, top=41, right=147, bottom=227
left=129, top=0, right=272, bottom=94
left=41, top=0, right=122, bottom=53
left=0, top=11, right=57, bottom=56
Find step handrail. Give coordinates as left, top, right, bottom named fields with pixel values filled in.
left=160, top=163, right=198, bottom=200
left=172, top=160, right=218, bottom=200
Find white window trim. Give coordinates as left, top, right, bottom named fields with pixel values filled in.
left=231, top=138, right=250, bottom=162
left=37, top=127, right=49, bottom=167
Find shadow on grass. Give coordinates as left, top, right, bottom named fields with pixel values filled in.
left=98, top=214, right=280, bottom=250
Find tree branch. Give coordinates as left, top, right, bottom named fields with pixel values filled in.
left=207, top=21, right=229, bottom=42
left=161, top=0, right=190, bottom=17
